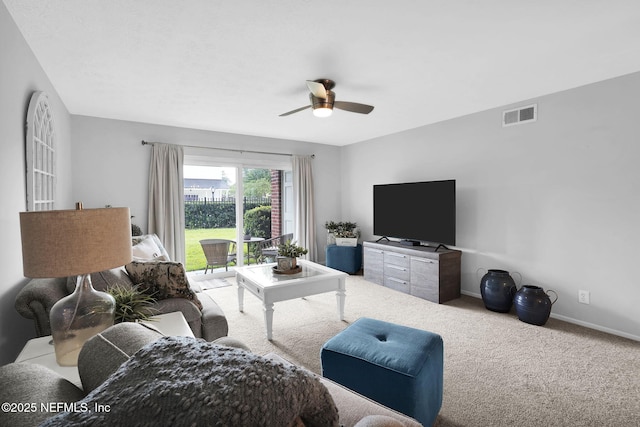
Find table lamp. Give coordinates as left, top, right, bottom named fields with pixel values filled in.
left=19, top=204, right=132, bottom=366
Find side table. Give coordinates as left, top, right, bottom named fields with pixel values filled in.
left=14, top=311, right=194, bottom=389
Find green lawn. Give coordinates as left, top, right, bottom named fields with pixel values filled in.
left=185, top=228, right=237, bottom=271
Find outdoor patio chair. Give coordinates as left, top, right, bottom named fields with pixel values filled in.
left=199, top=239, right=237, bottom=273
left=256, top=233, right=293, bottom=263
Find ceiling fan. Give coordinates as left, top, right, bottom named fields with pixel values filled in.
left=279, top=79, right=374, bottom=118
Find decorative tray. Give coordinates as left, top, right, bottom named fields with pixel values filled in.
left=272, top=266, right=302, bottom=275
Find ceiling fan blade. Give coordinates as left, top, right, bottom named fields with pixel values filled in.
left=306, top=80, right=327, bottom=99
left=279, top=105, right=311, bottom=117
left=334, top=101, right=374, bottom=114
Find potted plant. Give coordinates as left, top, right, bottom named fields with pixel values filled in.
left=276, top=239, right=308, bottom=271
left=325, top=221, right=359, bottom=247
left=106, top=284, right=158, bottom=323
left=334, top=229, right=359, bottom=247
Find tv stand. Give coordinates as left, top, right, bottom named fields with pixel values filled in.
left=363, top=241, right=461, bottom=303
left=434, top=244, right=449, bottom=252
left=375, top=236, right=391, bottom=243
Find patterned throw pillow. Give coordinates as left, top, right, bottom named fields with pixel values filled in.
left=124, top=261, right=203, bottom=311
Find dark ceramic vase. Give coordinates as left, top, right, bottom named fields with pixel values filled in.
left=514, top=285, right=558, bottom=326
left=480, top=269, right=518, bottom=313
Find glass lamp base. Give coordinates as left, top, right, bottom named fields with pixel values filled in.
left=49, top=273, right=116, bottom=366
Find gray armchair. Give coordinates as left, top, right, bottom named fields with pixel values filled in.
left=15, top=235, right=228, bottom=341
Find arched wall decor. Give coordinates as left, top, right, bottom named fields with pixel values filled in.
left=25, top=91, right=56, bottom=211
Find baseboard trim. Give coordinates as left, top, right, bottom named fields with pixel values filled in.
left=460, top=290, right=640, bottom=342
left=462, top=290, right=482, bottom=299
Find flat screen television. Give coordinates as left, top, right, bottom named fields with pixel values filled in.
left=373, top=179, right=456, bottom=247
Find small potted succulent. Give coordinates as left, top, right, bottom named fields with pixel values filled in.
left=276, top=240, right=308, bottom=271
left=325, top=221, right=359, bottom=247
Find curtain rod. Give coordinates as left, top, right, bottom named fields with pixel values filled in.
left=141, top=140, right=314, bottom=158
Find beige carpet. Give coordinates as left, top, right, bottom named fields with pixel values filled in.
left=204, top=275, right=640, bottom=426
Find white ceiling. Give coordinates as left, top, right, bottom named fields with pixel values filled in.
left=5, top=1, right=640, bottom=146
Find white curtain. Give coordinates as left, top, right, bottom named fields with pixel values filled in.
left=148, top=143, right=185, bottom=264
left=292, top=155, right=316, bottom=261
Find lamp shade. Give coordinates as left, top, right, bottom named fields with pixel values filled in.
left=20, top=207, right=133, bottom=278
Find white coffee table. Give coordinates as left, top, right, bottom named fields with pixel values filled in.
left=14, top=311, right=193, bottom=389
left=235, top=259, right=347, bottom=340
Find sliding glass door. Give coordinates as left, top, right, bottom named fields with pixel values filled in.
left=183, top=162, right=291, bottom=277
left=184, top=165, right=238, bottom=275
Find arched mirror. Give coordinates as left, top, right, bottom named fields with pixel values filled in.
left=25, top=91, right=56, bottom=211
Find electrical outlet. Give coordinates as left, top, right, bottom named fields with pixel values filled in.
left=578, top=290, right=590, bottom=304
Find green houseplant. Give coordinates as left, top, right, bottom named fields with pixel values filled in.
left=325, top=221, right=359, bottom=246
left=106, top=284, right=158, bottom=323
left=276, top=240, right=308, bottom=271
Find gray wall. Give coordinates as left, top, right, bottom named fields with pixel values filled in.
left=0, top=2, right=73, bottom=364
left=342, top=72, right=640, bottom=340
left=70, top=115, right=343, bottom=259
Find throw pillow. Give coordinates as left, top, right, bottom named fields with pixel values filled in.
left=41, top=336, right=340, bottom=427
left=125, top=261, right=202, bottom=311
left=131, top=235, right=169, bottom=261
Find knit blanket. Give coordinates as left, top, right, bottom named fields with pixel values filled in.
left=41, top=337, right=339, bottom=427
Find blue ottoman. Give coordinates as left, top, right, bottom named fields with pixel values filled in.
left=321, top=318, right=443, bottom=427
left=326, top=244, right=362, bottom=274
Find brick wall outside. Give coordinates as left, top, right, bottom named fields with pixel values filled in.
left=270, top=170, right=281, bottom=238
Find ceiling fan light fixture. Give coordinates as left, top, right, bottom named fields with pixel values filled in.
left=313, top=107, right=333, bottom=118
left=310, top=91, right=335, bottom=118
left=279, top=79, right=373, bottom=117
